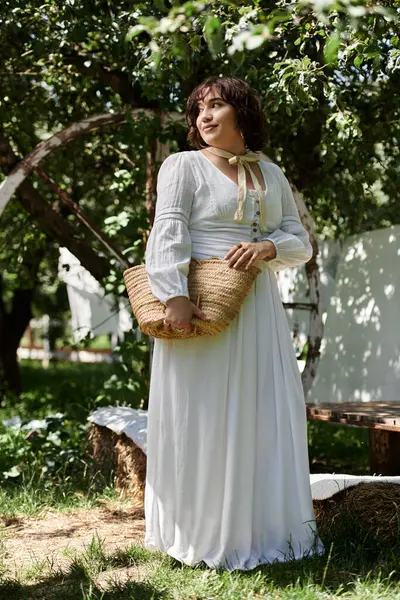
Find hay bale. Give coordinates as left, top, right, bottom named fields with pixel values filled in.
left=87, top=423, right=147, bottom=506
left=314, top=482, right=400, bottom=544
left=114, top=432, right=147, bottom=506
left=87, top=423, right=117, bottom=480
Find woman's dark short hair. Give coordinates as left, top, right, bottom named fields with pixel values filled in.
left=185, top=76, right=268, bottom=152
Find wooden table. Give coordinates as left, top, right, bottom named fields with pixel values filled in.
left=306, top=402, right=400, bottom=476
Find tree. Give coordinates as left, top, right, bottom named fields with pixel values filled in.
left=0, top=0, right=398, bottom=394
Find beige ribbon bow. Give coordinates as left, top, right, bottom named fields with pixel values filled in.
left=205, top=146, right=266, bottom=230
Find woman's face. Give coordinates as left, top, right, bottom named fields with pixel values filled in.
left=196, top=87, right=242, bottom=148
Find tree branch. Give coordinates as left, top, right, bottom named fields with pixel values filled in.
left=62, top=51, right=158, bottom=108
left=0, top=132, right=111, bottom=281
left=34, top=166, right=129, bottom=269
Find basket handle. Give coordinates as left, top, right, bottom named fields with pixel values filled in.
left=190, top=257, right=221, bottom=266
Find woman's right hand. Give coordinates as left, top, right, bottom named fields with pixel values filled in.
left=164, top=296, right=208, bottom=335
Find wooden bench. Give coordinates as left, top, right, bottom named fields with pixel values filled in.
left=306, top=402, right=400, bottom=476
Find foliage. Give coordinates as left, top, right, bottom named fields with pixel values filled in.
left=0, top=415, right=88, bottom=485
left=95, top=332, right=150, bottom=408
left=308, top=420, right=369, bottom=474
left=0, top=359, right=147, bottom=491
left=1, top=0, right=398, bottom=246
left=124, top=0, right=400, bottom=237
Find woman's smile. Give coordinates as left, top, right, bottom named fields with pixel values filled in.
left=203, top=124, right=218, bottom=132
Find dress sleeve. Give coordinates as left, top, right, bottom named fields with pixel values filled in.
left=145, top=153, right=195, bottom=304
left=261, top=167, right=313, bottom=272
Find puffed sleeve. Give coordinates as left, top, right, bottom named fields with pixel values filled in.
left=145, top=152, right=195, bottom=304
left=262, top=166, right=313, bottom=272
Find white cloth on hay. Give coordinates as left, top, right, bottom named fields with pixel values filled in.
left=88, top=407, right=148, bottom=454
left=143, top=151, right=324, bottom=570
left=87, top=408, right=400, bottom=502
left=310, top=473, right=400, bottom=500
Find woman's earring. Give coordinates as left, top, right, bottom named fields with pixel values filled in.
left=240, top=131, right=245, bottom=139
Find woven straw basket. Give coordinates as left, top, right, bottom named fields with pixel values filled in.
left=123, top=259, right=260, bottom=339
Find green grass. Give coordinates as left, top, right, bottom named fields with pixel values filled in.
left=0, top=481, right=120, bottom=519
left=20, top=332, right=111, bottom=351
left=2, top=530, right=400, bottom=599
left=2, top=360, right=128, bottom=422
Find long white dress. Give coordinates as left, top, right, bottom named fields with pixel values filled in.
left=144, top=150, right=324, bottom=570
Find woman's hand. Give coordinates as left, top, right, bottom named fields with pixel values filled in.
left=225, top=240, right=277, bottom=270
left=164, top=296, right=208, bottom=335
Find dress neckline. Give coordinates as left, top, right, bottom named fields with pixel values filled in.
left=197, top=150, right=267, bottom=194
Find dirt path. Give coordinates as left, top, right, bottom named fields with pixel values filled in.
left=0, top=502, right=146, bottom=578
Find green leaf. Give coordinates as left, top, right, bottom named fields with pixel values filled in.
left=189, top=34, right=202, bottom=52
left=154, top=0, right=167, bottom=12
left=204, top=15, right=221, bottom=38
left=354, top=55, right=363, bottom=69
left=324, top=34, right=340, bottom=65
left=365, top=51, right=379, bottom=59
left=203, top=15, right=224, bottom=57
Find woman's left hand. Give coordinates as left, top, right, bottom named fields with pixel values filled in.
left=224, top=240, right=277, bottom=270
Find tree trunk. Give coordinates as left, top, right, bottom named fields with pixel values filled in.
left=0, top=337, right=21, bottom=397
left=0, top=255, right=44, bottom=399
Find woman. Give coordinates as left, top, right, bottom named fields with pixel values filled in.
left=144, top=76, right=323, bottom=570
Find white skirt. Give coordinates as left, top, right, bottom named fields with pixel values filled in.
left=144, top=267, right=324, bottom=570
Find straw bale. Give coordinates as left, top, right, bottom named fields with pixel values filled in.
left=87, top=423, right=117, bottom=479
left=114, top=432, right=147, bottom=507
left=314, top=482, right=400, bottom=543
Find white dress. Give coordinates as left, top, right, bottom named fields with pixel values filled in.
left=144, top=150, right=324, bottom=570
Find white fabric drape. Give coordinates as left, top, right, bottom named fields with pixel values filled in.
left=58, top=247, right=132, bottom=341
left=144, top=150, right=323, bottom=570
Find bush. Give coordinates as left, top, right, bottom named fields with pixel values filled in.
left=0, top=415, right=88, bottom=486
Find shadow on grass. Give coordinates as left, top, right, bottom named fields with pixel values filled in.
left=234, top=528, right=400, bottom=594
left=123, top=534, right=400, bottom=597
left=2, top=540, right=400, bottom=600
left=0, top=571, right=167, bottom=600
